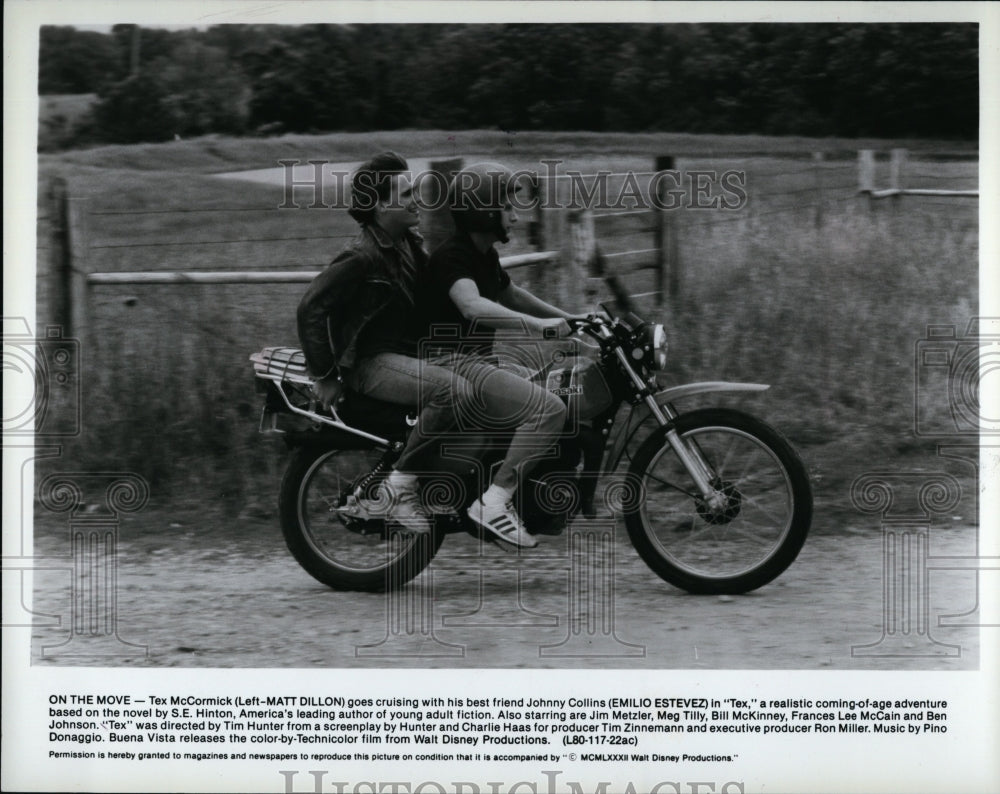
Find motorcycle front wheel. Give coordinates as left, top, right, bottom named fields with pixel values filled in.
left=624, top=408, right=812, bottom=594
left=279, top=445, right=444, bottom=592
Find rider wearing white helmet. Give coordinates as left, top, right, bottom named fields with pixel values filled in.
left=426, top=162, right=581, bottom=548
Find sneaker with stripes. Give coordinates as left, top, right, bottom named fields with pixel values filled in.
left=466, top=496, right=538, bottom=548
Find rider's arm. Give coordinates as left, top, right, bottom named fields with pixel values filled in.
left=296, top=250, right=362, bottom=379
left=498, top=283, right=575, bottom=319
left=298, top=272, right=343, bottom=379
left=448, top=279, right=564, bottom=334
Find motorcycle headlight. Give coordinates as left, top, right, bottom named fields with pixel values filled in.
left=652, top=324, right=668, bottom=370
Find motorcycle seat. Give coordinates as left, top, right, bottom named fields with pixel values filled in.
left=335, top=388, right=414, bottom=436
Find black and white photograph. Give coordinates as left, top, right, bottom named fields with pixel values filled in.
left=3, top=1, right=998, bottom=792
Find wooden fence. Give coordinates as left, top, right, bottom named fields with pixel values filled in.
left=857, top=148, right=979, bottom=205
left=47, top=157, right=684, bottom=352
left=46, top=148, right=977, bottom=353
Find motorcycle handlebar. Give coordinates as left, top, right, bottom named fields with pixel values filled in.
left=541, top=318, right=595, bottom=340
left=568, top=315, right=601, bottom=331
left=568, top=314, right=615, bottom=342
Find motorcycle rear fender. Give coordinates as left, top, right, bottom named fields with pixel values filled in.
left=282, top=425, right=388, bottom=450
left=601, top=381, right=770, bottom=474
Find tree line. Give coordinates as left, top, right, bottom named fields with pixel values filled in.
left=39, top=23, right=978, bottom=147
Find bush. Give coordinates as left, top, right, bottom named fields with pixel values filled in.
left=85, top=43, right=250, bottom=144
left=90, top=73, right=181, bottom=143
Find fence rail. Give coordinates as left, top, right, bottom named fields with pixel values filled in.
left=84, top=251, right=560, bottom=286
left=868, top=188, right=979, bottom=199
left=858, top=148, right=979, bottom=202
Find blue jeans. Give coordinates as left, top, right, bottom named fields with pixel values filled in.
left=346, top=352, right=566, bottom=491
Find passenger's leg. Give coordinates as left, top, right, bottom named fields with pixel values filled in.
left=348, top=353, right=470, bottom=471
left=347, top=353, right=473, bottom=532
left=450, top=356, right=567, bottom=547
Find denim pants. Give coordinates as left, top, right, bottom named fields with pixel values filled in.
left=346, top=352, right=566, bottom=491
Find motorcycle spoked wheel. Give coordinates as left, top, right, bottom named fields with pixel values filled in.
left=624, top=408, right=812, bottom=594
left=279, top=446, right=444, bottom=592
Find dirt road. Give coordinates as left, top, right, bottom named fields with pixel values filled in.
left=29, top=505, right=980, bottom=670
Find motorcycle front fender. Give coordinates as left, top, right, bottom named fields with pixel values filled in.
left=654, top=380, right=769, bottom=404
left=601, top=381, right=770, bottom=475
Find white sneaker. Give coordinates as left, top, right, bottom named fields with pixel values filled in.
left=467, top=497, right=538, bottom=548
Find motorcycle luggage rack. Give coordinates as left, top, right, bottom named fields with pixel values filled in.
left=250, top=347, right=390, bottom=445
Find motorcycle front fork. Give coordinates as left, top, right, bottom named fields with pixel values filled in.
left=644, top=395, right=726, bottom=509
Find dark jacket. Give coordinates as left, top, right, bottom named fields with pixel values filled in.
left=296, top=224, right=428, bottom=378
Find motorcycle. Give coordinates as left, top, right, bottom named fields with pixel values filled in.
left=250, top=306, right=812, bottom=595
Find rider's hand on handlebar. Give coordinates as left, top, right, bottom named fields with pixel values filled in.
left=564, top=314, right=595, bottom=332
left=313, top=374, right=344, bottom=411
left=537, top=317, right=573, bottom=339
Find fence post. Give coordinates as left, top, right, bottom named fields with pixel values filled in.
left=65, top=194, right=91, bottom=351
left=564, top=209, right=596, bottom=308
left=523, top=174, right=546, bottom=294
left=812, top=152, right=825, bottom=229
left=48, top=177, right=70, bottom=329
left=890, top=148, right=908, bottom=213
left=527, top=173, right=545, bottom=251
left=546, top=170, right=570, bottom=306
left=858, top=149, right=876, bottom=211
left=423, top=157, right=463, bottom=253
left=653, top=155, right=679, bottom=304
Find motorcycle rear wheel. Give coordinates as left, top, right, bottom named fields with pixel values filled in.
left=624, top=408, right=812, bottom=594
left=279, top=446, right=444, bottom=592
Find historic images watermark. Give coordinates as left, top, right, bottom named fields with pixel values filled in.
left=339, top=321, right=647, bottom=659
left=913, top=318, right=1000, bottom=437
left=36, top=471, right=151, bottom=660
left=2, top=316, right=81, bottom=439
left=278, top=770, right=746, bottom=794
left=354, top=478, right=647, bottom=660
left=276, top=160, right=748, bottom=213
left=851, top=317, right=1000, bottom=658
left=2, top=317, right=149, bottom=658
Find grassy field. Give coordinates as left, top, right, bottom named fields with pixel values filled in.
left=34, top=131, right=980, bottom=527
left=43, top=127, right=977, bottom=171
